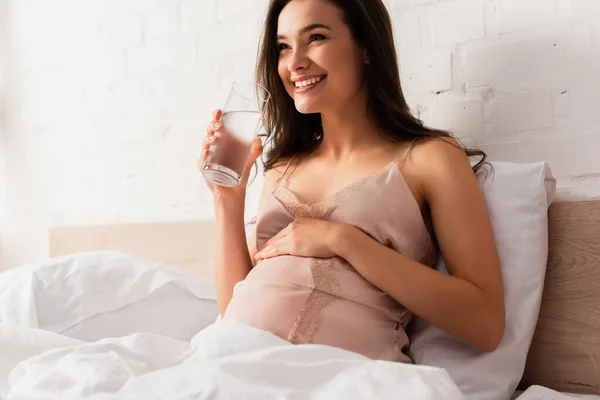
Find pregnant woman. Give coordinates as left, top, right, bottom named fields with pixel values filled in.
left=199, top=0, right=505, bottom=362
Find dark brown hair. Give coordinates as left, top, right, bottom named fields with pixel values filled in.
left=255, top=0, right=488, bottom=174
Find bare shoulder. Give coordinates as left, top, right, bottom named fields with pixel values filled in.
left=264, top=157, right=290, bottom=181
left=406, top=137, right=475, bottom=197
left=410, top=137, right=469, bottom=171
left=268, top=157, right=291, bottom=175
left=259, top=156, right=293, bottom=195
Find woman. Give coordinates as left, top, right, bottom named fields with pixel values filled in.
left=199, top=0, right=505, bottom=362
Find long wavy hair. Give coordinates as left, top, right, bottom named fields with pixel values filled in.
left=255, top=0, right=488, bottom=174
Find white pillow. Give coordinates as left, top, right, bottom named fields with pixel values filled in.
left=0, top=251, right=219, bottom=342
left=407, top=161, right=556, bottom=400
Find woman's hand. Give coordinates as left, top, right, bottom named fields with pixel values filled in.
left=254, top=217, right=349, bottom=260
left=198, top=109, right=263, bottom=205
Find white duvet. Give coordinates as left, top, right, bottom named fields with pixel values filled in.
left=0, top=252, right=588, bottom=399
left=1, top=319, right=467, bottom=400
left=0, top=321, right=587, bottom=400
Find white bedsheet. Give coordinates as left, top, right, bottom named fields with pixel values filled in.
left=515, top=387, right=600, bottom=400
left=2, top=321, right=598, bottom=400
left=1, top=319, right=466, bottom=400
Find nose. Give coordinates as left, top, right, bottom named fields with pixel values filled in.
left=287, top=48, right=310, bottom=73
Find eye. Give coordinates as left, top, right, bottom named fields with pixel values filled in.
left=309, top=34, right=325, bottom=43
left=278, top=43, right=290, bottom=52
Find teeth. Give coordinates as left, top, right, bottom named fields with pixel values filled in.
left=295, top=76, right=323, bottom=88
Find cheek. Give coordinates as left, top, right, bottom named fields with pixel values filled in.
left=278, top=60, right=293, bottom=96
left=331, top=61, right=364, bottom=96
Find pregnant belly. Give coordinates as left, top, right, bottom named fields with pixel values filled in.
left=223, top=255, right=315, bottom=341
left=223, top=255, right=410, bottom=362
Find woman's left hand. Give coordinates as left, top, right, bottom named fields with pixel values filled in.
left=255, top=217, right=347, bottom=260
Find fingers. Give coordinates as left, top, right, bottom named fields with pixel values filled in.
left=259, top=228, right=289, bottom=252
left=201, top=134, right=219, bottom=156
left=255, top=239, right=287, bottom=260
left=200, top=110, right=224, bottom=168
left=206, top=109, right=223, bottom=135
left=248, top=137, right=263, bottom=163
left=206, top=120, right=223, bottom=136
left=240, top=137, right=264, bottom=186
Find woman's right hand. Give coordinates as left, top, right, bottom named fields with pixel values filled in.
left=198, top=109, right=263, bottom=205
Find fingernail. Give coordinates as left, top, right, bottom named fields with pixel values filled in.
left=213, top=122, right=222, bottom=129
left=208, top=136, right=215, bottom=142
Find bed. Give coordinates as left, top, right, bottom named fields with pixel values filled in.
left=520, top=200, right=600, bottom=396
left=45, top=199, right=600, bottom=399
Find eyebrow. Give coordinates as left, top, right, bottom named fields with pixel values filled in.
left=276, top=23, right=332, bottom=40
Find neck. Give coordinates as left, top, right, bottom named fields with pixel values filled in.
left=317, top=94, right=382, bottom=161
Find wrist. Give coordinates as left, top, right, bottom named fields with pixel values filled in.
left=329, top=223, right=356, bottom=258
left=213, top=195, right=245, bottom=219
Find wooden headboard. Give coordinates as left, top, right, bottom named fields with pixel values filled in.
left=520, top=200, right=600, bottom=395
left=50, top=220, right=218, bottom=280
left=49, top=200, right=600, bottom=395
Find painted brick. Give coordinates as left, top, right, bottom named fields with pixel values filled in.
left=483, top=1, right=499, bottom=37
left=115, top=0, right=157, bottom=18
left=390, top=0, right=441, bottom=8
left=556, top=0, right=572, bottom=25
left=400, top=50, right=453, bottom=94
left=516, top=134, right=600, bottom=177
left=464, top=31, right=594, bottom=89
left=180, top=0, right=216, bottom=36
left=481, top=134, right=600, bottom=178
left=207, top=49, right=263, bottom=91
left=499, top=0, right=556, bottom=34
left=571, top=0, right=600, bottom=18
left=217, top=0, right=267, bottom=22
left=392, top=8, right=421, bottom=53
left=593, top=23, right=600, bottom=48
left=205, top=13, right=263, bottom=59
left=432, top=3, right=485, bottom=47
left=556, top=176, right=600, bottom=201
left=422, top=98, right=484, bottom=138
left=571, top=83, right=600, bottom=124
left=111, top=15, right=143, bottom=50
left=142, top=3, right=180, bottom=40
left=497, top=89, right=554, bottom=134
left=126, top=35, right=196, bottom=75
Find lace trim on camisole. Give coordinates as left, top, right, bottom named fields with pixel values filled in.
left=287, top=258, right=341, bottom=344
left=274, top=142, right=417, bottom=345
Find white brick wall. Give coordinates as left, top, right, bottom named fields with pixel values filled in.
left=498, top=0, right=557, bottom=34
left=431, top=3, right=485, bottom=47
left=2, top=0, right=600, bottom=269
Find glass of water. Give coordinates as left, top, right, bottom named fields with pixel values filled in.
left=202, top=81, right=271, bottom=188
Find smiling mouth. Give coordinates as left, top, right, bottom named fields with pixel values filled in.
left=294, top=75, right=327, bottom=92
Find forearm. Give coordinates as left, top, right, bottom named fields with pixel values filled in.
left=334, top=226, right=503, bottom=352
left=214, top=200, right=253, bottom=315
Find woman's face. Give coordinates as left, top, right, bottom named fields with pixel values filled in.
left=276, top=0, right=367, bottom=115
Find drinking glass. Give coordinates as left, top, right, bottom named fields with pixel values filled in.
left=202, top=81, right=271, bottom=187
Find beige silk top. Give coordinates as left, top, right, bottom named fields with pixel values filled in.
left=224, top=143, right=437, bottom=362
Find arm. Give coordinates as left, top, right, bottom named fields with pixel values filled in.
left=213, top=197, right=252, bottom=316
left=333, top=139, right=505, bottom=352
left=214, top=167, right=282, bottom=315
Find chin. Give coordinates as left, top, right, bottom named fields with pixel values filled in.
left=294, top=99, right=322, bottom=114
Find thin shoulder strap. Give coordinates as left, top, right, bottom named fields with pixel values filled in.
left=278, top=155, right=296, bottom=182
left=398, top=140, right=415, bottom=164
